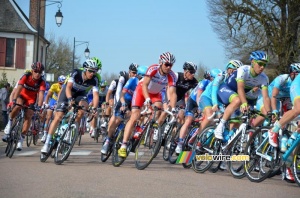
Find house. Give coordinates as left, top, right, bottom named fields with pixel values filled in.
left=0, top=0, right=49, bottom=84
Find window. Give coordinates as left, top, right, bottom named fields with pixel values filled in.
left=0, top=37, right=25, bottom=69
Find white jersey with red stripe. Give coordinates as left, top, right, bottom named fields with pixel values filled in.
left=140, top=64, right=177, bottom=94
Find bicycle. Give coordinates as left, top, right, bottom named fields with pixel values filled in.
left=78, top=113, right=87, bottom=146
left=5, top=104, right=31, bottom=158
left=111, top=108, right=152, bottom=167
left=135, top=106, right=175, bottom=170
left=54, top=104, right=93, bottom=165
left=26, top=109, right=41, bottom=147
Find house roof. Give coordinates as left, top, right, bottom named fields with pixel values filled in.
left=0, top=0, right=37, bottom=34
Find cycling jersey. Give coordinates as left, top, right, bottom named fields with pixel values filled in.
left=123, top=77, right=139, bottom=102
left=189, top=79, right=210, bottom=102
left=143, top=64, right=177, bottom=94
left=115, top=74, right=129, bottom=103
left=290, top=74, right=300, bottom=104
left=18, top=71, right=46, bottom=106
left=108, top=79, right=118, bottom=96
left=218, top=65, right=269, bottom=105
left=175, top=72, right=198, bottom=101
left=48, top=83, right=62, bottom=101
left=68, top=69, right=99, bottom=94
left=87, top=86, right=108, bottom=105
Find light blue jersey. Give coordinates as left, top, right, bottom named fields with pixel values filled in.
left=190, top=79, right=210, bottom=102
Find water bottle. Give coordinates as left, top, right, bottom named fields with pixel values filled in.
left=280, top=135, right=288, bottom=152
left=287, top=132, right=298, bottom=148
left=228, top=128, right=236, bottom=141
left=133, top=125, right=144, bottom=139
left=222, top=129, right=229, bottom=143
left=205, top=129, right=214, bottom=145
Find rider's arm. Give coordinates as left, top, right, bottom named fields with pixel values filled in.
left=65, top=82, right=73, bottom=100
left=262, top=86, right=271, bottom=113
left=12, top=85, right=23, bottom=101
left=44, top=90, right=53, bottom=104
left=115, top=76, right=125, bottom=102
left=168, top=86, right=177, bottom=108
left=92, top=89, right=99, bottom=109
left=37, top=90, right=45, bottom=107
left=271, top=87, right=279, bottom=112
left=237, top=80, right=247, bottom=105
left=106, top=89, right=112, bottom=104
left=196, top=89, right=203, bottom=105
left=142, top=76, right=151, bottom=100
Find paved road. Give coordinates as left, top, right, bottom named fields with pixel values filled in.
left=0, top=132, right=299, bottom=198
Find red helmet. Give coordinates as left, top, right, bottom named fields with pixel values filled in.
left=31, top=62, right=45, bottom=73
left=159, top=52, right=176, bottom=65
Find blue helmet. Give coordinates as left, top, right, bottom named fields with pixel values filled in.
left=57, top=75, right=66, bottom=83
left=289, top=63, right=300, bottom=73
left=137, top=65, right=148, bottom=77
left=249, top=50, right=269, bottom=62
left=210, top=68, right=222, bottom=78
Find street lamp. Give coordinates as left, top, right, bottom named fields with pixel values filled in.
left=72, top=37, right=90, bottom=70
left=36, top=0, right=63, bottom=62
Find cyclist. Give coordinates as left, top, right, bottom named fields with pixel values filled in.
left=175, top=68, right=222, bottom=153
left=41, top=75, right=66, bottom=143
left=88, top=80, right=108, bottom=138
left=190, top=60, right=243, bottom=145
left=118, top=52, right=177, bottom=158
left=41, top=59, right=100, bottom=154
left=101, top=65, right=148, bottom=154
left=268, top=63, right=300, bottom=182
left=157, top=62, right=198, bottom=127
left=214, top=50, right=271, bottom=140
left=2, top=62, right=46, bottom=151
left=254, top=63, right=300, bottom=126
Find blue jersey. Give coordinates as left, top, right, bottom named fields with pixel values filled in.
left=268, top=74, right=292, bottom=98
left=123, top=77, right=139, bottom=102
left=190, top=79, right=210, bottom=101
left=290, top=74, right=300, bottom=104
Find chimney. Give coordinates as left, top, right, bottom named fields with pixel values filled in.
left=29, top=0, right=45, bottom=36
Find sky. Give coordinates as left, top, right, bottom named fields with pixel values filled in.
left=15, top=0, right=226, bottom=75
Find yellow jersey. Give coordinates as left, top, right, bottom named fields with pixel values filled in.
left=49, top=83, right=62, bottom=100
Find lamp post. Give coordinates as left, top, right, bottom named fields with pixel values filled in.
left=36, top=0, right=63, bottom=62
left=72, top=37, right=90, bottom=70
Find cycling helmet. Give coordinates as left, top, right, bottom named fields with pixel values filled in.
left=249, top=50, right=269, bottom=62
left=129, top=63, right=139, bottom=72
left=31, top=62, right=45, bottom=72
left=159, top=52, right=176, bottom=64
left=119, top=71, right=128, bottom=78
left=289, top=63, right=300, bottom=73
left=57, top=75, right=66, bottom=83
left=183, top=62, right=197, bottom=73
left=100, top=80, right=108, bottom=87
left=91, top=57, right=102, bottom=70
left=226, top=60, right=243, bottom=70
left=137, top=65, right=148, bottom=77
left=83, top=59, right=98, bottom=71
left=210, top=68, right=222, bottom=78
left=203, top=70, right=211, bottom=80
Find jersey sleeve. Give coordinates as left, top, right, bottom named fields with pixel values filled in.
left=18, top=75, right=27, bottom=86
left=167, top=71, right=177, bottom=87
left=39, top=80, right=46, bottom=91
left=115, top=76, right=125, bottom=102
left=211, top=75, right=224, bottom=106
left=108, top=80, right=116, bottom=91
left=236, top=67, right=246, bottom=82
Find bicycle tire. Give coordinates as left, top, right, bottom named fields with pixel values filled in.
left=181, top=126, right=198, bottom=169
left=26, top=131, right=32, bottom=147
left=33, top=118, right=40, bottom=145
left=168, top=124, right=182, bottom=164
left=244, top=127, right=273, bottom=182
left=112, top=129, right=127, bottom=167
left=191, top=126, right=216, bottom=173
left=5, top=138, right=13, bottom=157
left=7, top=116, right=23, bottom=158
left=100, top=141, right=113, bottom=162
left=293, top=143, right=300, bottom=187
left=40, top=140, right=55, bottom=162
left=227, top=128, right=255, bottom=179
left=162, top=124, right=178, bottom=161
left=135, top=123, right=162, bottom=170
left=54, top=125, right=77, bottom=165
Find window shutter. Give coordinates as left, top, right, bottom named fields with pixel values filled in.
left=16, top=38, right=26, bottom=69
left=0, top=37, right=6, bottom=66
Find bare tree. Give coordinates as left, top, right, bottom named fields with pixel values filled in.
left=101, top=72, right=119, bottom=85
left=207, top=0, right=300, bottom=74
left=45, top=33, right=81, bottom=79
left=196, top=62, right=209, bottom=81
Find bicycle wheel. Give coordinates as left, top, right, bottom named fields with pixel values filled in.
left=162, top=123, right=177, bottom=161
left=54, top=124, right=77, bottom=165
left=168, top=124, right=182, bottom=164
left=100, top=141, right=113, bottom=162
left=135, top=123, right=162, bottom=170
left=191, top=126, right=216, bottom=173
left=244, top=127, right=273, bottom=182
left=33, top=118, right=40, bottom=145
left=26, top=130, right=32, bottom=147
left=40, top=139, right=55, bottom=162
left=293, top=143, right=300, bottom=187
left=8, top=119, right=23, bottom=158
left=181, top=127, right=198, bottom=169
left=228, top=128, right=255, bottom=179
left=112, top=129, right=127, bottom=167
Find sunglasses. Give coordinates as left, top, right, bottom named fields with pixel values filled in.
left=164, top=62, right=173, bottom=67
left=33, top=70, right=43, bottom=74
left=188, top=70, right=195, bottom=74
left=131, top=71, right=137, bottom=74
left=87, top=69, right=97, bottom=73
left=255, top=60, right=267, bottom=67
